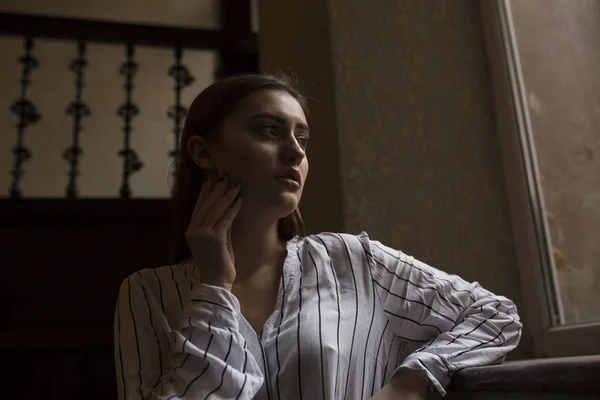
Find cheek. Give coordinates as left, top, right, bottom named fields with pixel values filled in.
left=301, top=159, right=309, bottom=178
left=228, top=143, right=273, bottom=178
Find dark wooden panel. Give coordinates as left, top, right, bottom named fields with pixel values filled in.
left=2, top=199, right=173, bottom=342
left=4, top=346, right=115, bottom=400
left=216, top=0, right=258, bottom=78
left=1, top=199, right=174, bottom=399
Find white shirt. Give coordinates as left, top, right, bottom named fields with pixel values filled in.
left=114, top=231, right=522, bottom=400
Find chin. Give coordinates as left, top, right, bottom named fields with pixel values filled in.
left=277, top=200, right=300, bottom=218
left=246, top=185, right=301, bottom=217
left=271, top=193, right=300, bottom=217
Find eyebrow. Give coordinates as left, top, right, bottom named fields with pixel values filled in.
left=249, top=112, right=310, bottom=132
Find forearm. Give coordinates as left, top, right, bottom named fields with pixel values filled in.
left=370, top=368, right=431, bottom=400
left=115, top=277, right=263, bottom=400
left=389, top=368, right=431, bottom=396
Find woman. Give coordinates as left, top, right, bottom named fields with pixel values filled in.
left=114, top=73, right=522, bottom=400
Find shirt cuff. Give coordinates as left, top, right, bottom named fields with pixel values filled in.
left=395, top=351, right=452, bottom=397
left=183, top=283, right=242, bottom=330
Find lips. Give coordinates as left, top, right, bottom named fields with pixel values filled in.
left=277, top=169, right=302, bottom=186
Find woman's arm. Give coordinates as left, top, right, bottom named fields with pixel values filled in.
left=114, top=272, right=264, bottom=400
left=370, top=368, right=431, bottom=400
left=364, top=238, right=522, bottom=397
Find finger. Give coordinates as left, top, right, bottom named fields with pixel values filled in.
left=202, top=182, right=241, bottom=229
left=191, top=175, right=214, bottom=220
left=190, top=174, right=220, bottom=229
left=191, top=175, right=231, bottom=229
left=215, top=193, right=242, bottom=233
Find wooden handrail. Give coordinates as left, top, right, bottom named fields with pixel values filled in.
left=0, top=11, right=257, bottom=53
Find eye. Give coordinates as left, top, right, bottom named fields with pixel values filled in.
left=297, top=136, right=310, bottom=149
left=259, top=125, right=277, bottom=136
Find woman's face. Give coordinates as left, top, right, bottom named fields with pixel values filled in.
left=197, top=89, right=310, bottom=219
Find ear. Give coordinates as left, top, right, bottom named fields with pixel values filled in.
left=187, top=136, right=215, bottom=170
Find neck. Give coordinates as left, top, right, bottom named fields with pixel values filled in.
left=230, top=207, right=288, bottom=282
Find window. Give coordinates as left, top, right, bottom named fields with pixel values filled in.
left=482, top=0, right=600, bottom=357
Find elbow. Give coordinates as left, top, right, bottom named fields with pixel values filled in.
left=497, top=305, right=523, bottom=352
left=465, top=295, right=524, bottom=349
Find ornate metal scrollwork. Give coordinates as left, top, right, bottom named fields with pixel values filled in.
left=64, top=40, right=90, bottom=198
left=167, top=46, right=195, bottom=190
left=9, top=37, right=41, bottom=198
left=117, top=43, right=143, bottom=198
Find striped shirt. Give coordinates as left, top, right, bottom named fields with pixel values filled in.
left=114, top=231, right=522, bottom=399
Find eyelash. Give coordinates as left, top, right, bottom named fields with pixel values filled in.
left=260, top=125, right=310, bottom=149
left=260, top=126, right=277, bottom=136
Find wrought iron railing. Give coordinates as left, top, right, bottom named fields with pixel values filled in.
left=0, top=10, right=257, bottom=199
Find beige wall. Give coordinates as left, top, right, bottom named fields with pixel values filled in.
left=0, top=0, right=218, bottom=197
left=256, top=0, right=345, bottom=235
left=259, top=0, right=532, bottom=359
left=510, top=0, right=600, bottom=324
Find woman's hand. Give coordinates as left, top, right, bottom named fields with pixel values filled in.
left=185, top=173, right=242, bottom=291
left=369, top=388, right=426, bottom=400
left=369, top=368, right=431, bottom=400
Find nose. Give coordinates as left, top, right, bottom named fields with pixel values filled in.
left=282, top=135, right=306, bottom=166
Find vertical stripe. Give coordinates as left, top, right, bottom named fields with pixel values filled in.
left=166, top=362, right=210, bottom=400
left=162, top=318, right=197, bottom=394
left=370, top=320, right=389, bottom=396
left=360, top=272, right=377, bottom=400
left=308, top=249, right=326, bottom=399
left=259, top=338, right=272, bottom=400
left=360, top=284, right=377, bottom=399
left=170, top=265, right=183, bottom=310
left=314, top=236, right=341, bottom=398
left=235, top=376, right=248, bottom=400
left=335, top=234, right=360, bottom=400
left=139, top=274, right=163, bottom=390
left=181, top=319, right=195, bottom=365
left=203, top=328, right=234, bottom=399
left=243, top=342, right=249, bottom=372
left=275, top=271, right=286, bottom=399
left=184, top=266, right=193, bottom=292
left=296, top=253, right=304, bottom=400
left=381, top=335, right=396, bottom=388
left=152, top=268, right=164, bottom=311
left=235, top=341, right=250, bottom=400
left=203, top=335, right=214, bottom=360
left=395, top=340, right=402, bottom=367
left=116, top=304, right=127, bottom=400
left=127, top=279, right=144, bottom=399
left=165, top=320, right=214, bottom=400
left=205, top=319, right=213, bottom=358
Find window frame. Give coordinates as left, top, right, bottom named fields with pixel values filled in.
left=480, top=0, right=600, bottom=358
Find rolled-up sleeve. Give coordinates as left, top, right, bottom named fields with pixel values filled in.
left=114, top=272, right=264, bottom=399
left=364, top=239, right=522, bottom=396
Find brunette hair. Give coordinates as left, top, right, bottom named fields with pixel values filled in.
left=171, top=73, right=309, bottom=264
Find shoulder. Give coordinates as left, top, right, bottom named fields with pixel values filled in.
left=298, top=231, right=418, bottom=275
left=117, top=263, right=192, bottom=297
left=296, top=231, right=378, bottom=264
left=298, top=230, right=369, bottom=250
left=119, top=264, right=171, bottom=286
